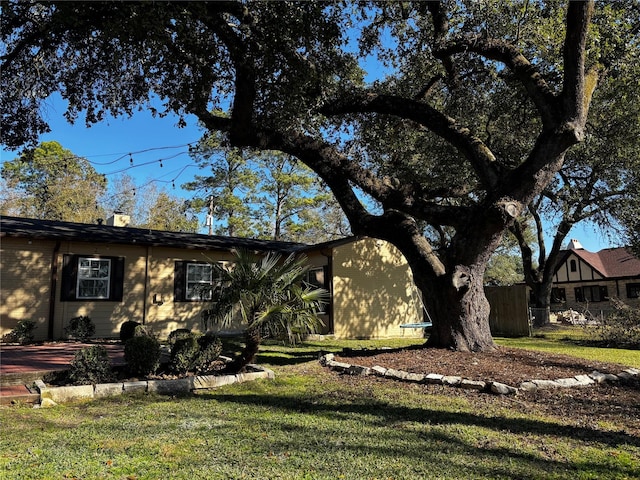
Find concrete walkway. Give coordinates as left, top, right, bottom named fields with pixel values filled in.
left=1, top=342, right=125, bottom=404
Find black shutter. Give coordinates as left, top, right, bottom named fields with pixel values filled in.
left=110, top=257, right=125, bottom=301
left=174, top=261, right=186, bottom=301
left=61, top=255, right=78, bottom=301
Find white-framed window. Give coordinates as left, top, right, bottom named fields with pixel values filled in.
left=186, top=263, right=214, bottom=300
left=76, top=257, right=111, bottom=299
left=175, top=261, right=223, bottom=302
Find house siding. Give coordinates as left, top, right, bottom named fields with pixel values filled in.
left=53, top=242, right=148, bottom=339
left=331, top=238, right=422, bottom=339
left=1, top=238, right=55, bottom=341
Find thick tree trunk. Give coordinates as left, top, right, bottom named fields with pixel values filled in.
left=417, top=265, right=496, bottom=352
left=378, top=213, right=500, bottom=352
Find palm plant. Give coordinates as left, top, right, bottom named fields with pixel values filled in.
left=202, top=249, right=328, bottom=373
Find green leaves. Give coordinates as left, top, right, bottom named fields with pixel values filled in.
left=202, top=249, right=328, bottom=371
left=1, top=141, right=106, bottom=222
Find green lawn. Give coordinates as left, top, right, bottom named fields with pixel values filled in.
left=1, top=329, right=639, bottom=479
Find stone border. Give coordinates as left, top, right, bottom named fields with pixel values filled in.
left=32, top=365, right=275, bottom=407
left=319, top=352, right=640, bottom=395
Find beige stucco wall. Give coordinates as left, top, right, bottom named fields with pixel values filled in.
left=331, top=238, right=423, bottom=339
left=554, top=253, right=604, bottom=283
left=143, top=247, right=243, bottom=338
left=1, top=237, right=55, bottom=341
left=53, top=242, right=148, bottom=339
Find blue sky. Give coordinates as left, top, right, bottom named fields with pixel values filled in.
left=0, top=93, right=613, bottom=251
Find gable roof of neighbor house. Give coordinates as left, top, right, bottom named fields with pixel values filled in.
left=558, top=241, right=640, bottom=279
left=0, top=215, right=311, bottom=254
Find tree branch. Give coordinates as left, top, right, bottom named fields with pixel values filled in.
left=319, top=93, right=501, bottom=189
left=562, top=0, right=595, bottom=130
left=433, top=36, right=559, bottom=127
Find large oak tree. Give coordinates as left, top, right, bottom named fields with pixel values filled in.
left=2, top=1, right=621, bottom=351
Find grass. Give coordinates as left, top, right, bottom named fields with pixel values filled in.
left=1, top=327, right=639, bottom=479
left=496, top=324, right=640, bottom=368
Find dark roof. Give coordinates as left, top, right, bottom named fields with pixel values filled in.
left=562, top=246, right=640, bottom=278
left=0, top=216, right=306, bottom=254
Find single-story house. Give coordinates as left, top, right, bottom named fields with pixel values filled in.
left=541, top=239, right=640, bottom=311
left=0, top=215, right=424, bottom=342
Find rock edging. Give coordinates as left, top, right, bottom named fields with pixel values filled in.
left=319, top=352, right=639, bottom=396
left=33, top=365, right=275, bottom=407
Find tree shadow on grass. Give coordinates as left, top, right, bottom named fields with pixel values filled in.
left=194, top=390, right=639, bottom=479
left=199, top=390, right=640, bottom=450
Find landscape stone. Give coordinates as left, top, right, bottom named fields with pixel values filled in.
left=347, top=365, right=371, bottom=376
left=617, top=371, right=634, bottom=381
left=322, top=353, right=335, bottom=364
left=94, top=382, right=124, bottom=397
left=192, top=374, right=237, bottom=389
left=490, top=382, right=518, bottom=395
left=40, top=398, right=58, bottom=408
left=371, top=366, right=387, bottom=376
left=555, top=378, right=580, bottom=387
left=623, top=368, right=639, bottom=376
left=405, top=372, right=425, bottom=383
left=442, top=376, right=462, bottom=386
left=460, top=379, right=486, bottom=390
left=425, top=373, right=444, bottom=384
left=327, top=360, right=351, bottom=372
left=519, top=381, right=537, bottom=391
left=122, top=381, right=147, bottom=393
left=573, top=375, right=595, bottom=386
left=589, top=371, right=609, bottom=384
left=384, top=368, right=408, bottom=380
left=531, top=379, right=560, bottom=389
left=147, top=378, right=192, bottom=394
left=42, top=384, right=94, bottom=403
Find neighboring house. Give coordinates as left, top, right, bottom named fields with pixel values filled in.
left=541, top=239, right=640, bottom=312
left=0, top=215, right=423, bottom=342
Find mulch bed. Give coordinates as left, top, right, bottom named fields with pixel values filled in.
left=336, top=345, right=629, bottom=385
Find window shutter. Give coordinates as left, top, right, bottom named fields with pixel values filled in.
left=110, top=257, right=125, bottom=301
left=174, top=261, right=186, bottom=301
left=61, top=255, right=78, bottom=301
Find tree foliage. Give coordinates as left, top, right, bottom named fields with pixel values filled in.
left=1, top=141, right=106, bottom=222
left=2, top=1, right=634, bottom=351
left=202, top=249, right=327, bottom=373
left=184, top=133, right=349, bottom=241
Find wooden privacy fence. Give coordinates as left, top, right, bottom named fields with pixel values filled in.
left=485, top=285, right=531, bottom=337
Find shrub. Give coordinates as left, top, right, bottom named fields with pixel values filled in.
left=170, top=334, right=200, bottom=374
left=1, top=320, right=36, bottom=344
left=591, top=298, right=640, bottom=349
left=134, top=324, right=157, bottom=339
left=124, top=335, right=161, bottom=377
left=69, top=345, right=115, bottom=385
left=65, top=316, right=95, bottom=341
left=196, top=333, right=223, bottom=374
left=119, top=321, right=141, bottom=343
left=167, top=328, right=192, bottom=347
